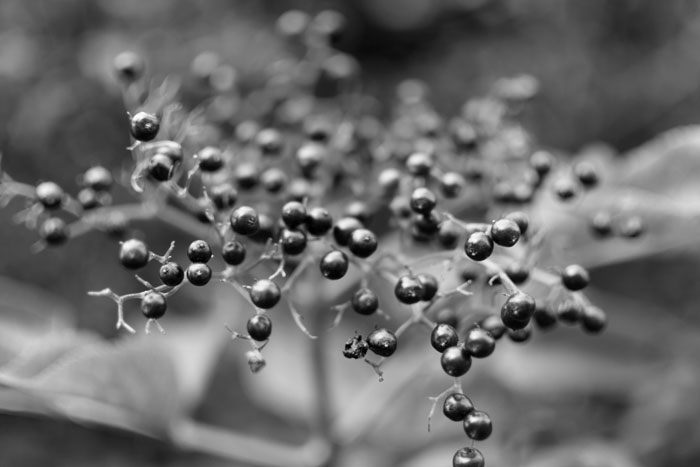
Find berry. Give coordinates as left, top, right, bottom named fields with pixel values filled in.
left=430, top=323, right=458, bottom=352
left=409, top=187, right=437, bottom=214
left=508, top=325, right=532, bottom=343
left=296, top=142, right=325, bottom=176
left=319, top=250, right=349, bottom=280
left=222, top=241, right=246, bottom=266
left=463, top=410, right=492, bottom=440
left=333, top=217, right=363, bottom=246
left=377, top=168, right=402, bottom=196
left=491, top=218, right=521, bottom=247
left=249, top=279, right=281, bottom=309
left=533, top=305, right=557, bottom=330
left=186, top=263, right=212, bottom=286
left=83, top=166, right=113, bottom=191
left=443, top=393, right=474, bottom=421
left=479, top=315, right=507, bottom=339
left=141, top=292, right=167, bottom=319
left=557, top=299, right=583, bottom=325
left=344, top=201, right=371, bottom=224
left=348, top=228, right=377, bottom=258
left=281, top=201, right=307, bottom=228
left=581, top=306, right=607, bottom=333
left=256, top=128, right=283, bottom=155
left=306, top=207, right=333, bottom=236
left=77, top=188, right=100, bottom=210
left=119, top=239, right=149, bottom=269
left=573, top=161, right=599, bottom=187
left=434, top=307, right=459, bottom=329
left=561, top=264, right=589, bottom=291
left=343, top=335, right=369, bottom=359
left=590, top=211, right=613, bottom=237
left=230, top=206, right=260, bottom=236
left=406, top=152, right=433, bottom=177
left=187, top=240, right=213, bottom=263
left=208, top=183, right=237, bottom=210
left=413, top=211, right=441, bottom=236
left=247, top=314, right=272, bottom=341
left=129, top=111, right=160, bottom=142
left=438, top=222, right=462, bottom=249
left=553, top=177, right=578, bottom=201
left=505, top=211, right=529, bottom=235
left=234, top=163, right=260, bottom=190
left=394, top=275, right=424, bottom=304
left=501, top=292, right=536, bottom=330
left=367, top=328, right=398, bottom=357
left=147, top=153, right=174, bottom=181
left=417, top=273, right=438, bottom=301
left=530, top=150, right=554, bottom=176
left=453, top=447, right=485, bottom=467
left=463, top=327, right=496, bottom=358
left=280, top=228, right=307, bottom=255
left=35, top=181, right=64, bottom=209
left=464, top=232, right=494, bottom=261
left=505, top=263, right=530, bottom=285
left=619, top=215, right=644, bottom=238
left=159, top=262, right=185, bottom=286
left=261, top=167, right=287, bottom=193
left=249, top=213, right=276, bottom=244
left=196, top=147, right=224, bottom=172
left=441, top=346, right=472, bottom=377
left=113, top=51, right=145, bottom=82
left=39, top=217, right=68, bottom=245
left=440, top=172, right=466, bottom=198
left=351, top=288, right=379, bottom=315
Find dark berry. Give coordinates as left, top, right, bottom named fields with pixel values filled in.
left=501, top=292, right=535, bottom=330
left=348, top=228, right=377, bottom=258
left=343, top=335, right=369, bottom=359
left=590, top=211, right=613, bottom=237
left=553, top=177, right=578, bottom=201
left=438, top=222, right=462, bottom=249
left=493, top=181, right=515, bottom=203
left=394, top=275, right=424, bottom=304
left=430, top=323, right=458, bottom=352
left=505, top=263, right=530, bottom=285
left=561, top=264, right=589, bottom=291
left=530, top=150, right=554, bottom=176
left=208, top=183, right=237, bottom=210
left=574, top=161, right=599, bottom=187
left=619, top=215, right=644, bottom=238
left=187, top=240, right=213, bottom=263
left=377, top=168, right=402, bottom=196
left=39, top=217, right=68, bottom=245
left=367, top=328, right=398, bottom=357
left=533, top=305, right=557, bottom=330
left=113, top=51, right=145, bottom=82
left=581, top=306, right=607, bottom=333
left=249, top=279, right=281, bottom=309
left=129, top=111, right=159, bottom=142
left=443, top=393, right=474, bottom=421
left=35, top=181, right=64, bottom=209
left=261, top=167, right=287, bottom=193
left=344, top=201, right=371, bottom=224
left=281, top=201, right=307, bottom=228
left=479, top=315, right=507, bottom=339
left=434, top=307, right=459, bottom=329
left=286, top=178, right=312, bottom=202
left=557, top=299, right=583, bottom=325
left=441, top=346, right=472, bottom=377
left=186, top=263, right=212, bottom=286
left=508, top=325, right=532, bottom=343
left=453, top=447, right=485, bottom=467
left=491, top=218, right=521, bottom=247
left=306, top=207, right=333, bottom=236
left=230, top=206, right=260, bottom=236
left=249, top=213, right=277, bottom=244
left=319, top=250, right=349, bottom=280
left=141, top=291, right=167, bottom=319
left=256, top=128, right=283, bottom=155
left=159, top=262, right=185, bottom=286
left=413, top=211, right=441, bottom=236
left=406, top=152, right=433, bottom=177
left=464, top=232, right=494, bottom=261
left=280, top=228, right=307, bottom=255
left=463, top=410, right=492, bottom=440
left=304, top=118, right=333, bottom=142
left=440, top=172, right=466, bottom=198
left=77, top=188, right=100, bottom=210
left=296, top=142, right=325, bottom=177
left=119, top=239, right=149, bottom=269
left=83, top=166, right=113, bottom=191
left=505, top=211, right=529, bottom=235
left=147, top=153, right=174, bottom=181
left=234, top=163, right=260, bottom=190
left=417, top=273, right=438, bottom=301
left=196, top=147, right=224, bottom=172
left=247, top=314, right=272, bottom=341
left=463, top=327, right=496, bottom=358
left=409, top=187, right=437, bottom=215
left=222, top=241, right=246, bottom=266
left=333, top=217, right=363, bottom=246
left=351, top=288, right=379, bottom=315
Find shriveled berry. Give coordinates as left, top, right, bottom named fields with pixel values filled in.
left=453, top=447, right=485, bottom=467
left=222, top=241, right=246, bottom=265
left=557, top=299, right=583, bottom=325
left=464, top=232, right=494, bottom=261
left=441, top=346, right=472, bottom=377
left=141, top=291, right=167, bottom=319
left=561, top=264, right=589, bottom=291
left=249, top=279, right=281, bottom=309
left=409, top=187, right=437, bottom=215
left=83, top=166, right=113, bottom=191
left=306, top=207, right=333, bottom=236
left=430, top=323, right=458, bottom=352
left=129, top=111, right=159, bottom=141
left=247, top=314, right=272, bottom=341
left=320, top=250, right=348, bottom=280
left=491, top=218, right=520, bottom=247
left=581, top=306, right=607, bottom=333
left=479, top=315, right=507, bottom=339
left=394, top=275, right=424, bottom=304
left=463, top=410, right=492, bottom=440
left=343, top=334, right=369, bottom=359
left=159, top=262, right=184, bottom=286
left=197, top=147, right=224, bottom=172
left=348, top=228, right=377, bottom=258
left=367, top=328, right=397, bottom=357
left=280, top=228, right=307, bottom=255
left=186, top=263, right=212, bottom=286
left=501, top=292, right=536, bottom=330
left=417, top=273, right=438, bottom=301
left=39, top=217, right=68, bottom=245
left=463, top=327, right=496, bottom=358
left=35, top=181, right=64, bottom=209
left=281, top=201, right=307, bottom=228
left=230, top=206, right=260, bottom=236
left=119, top=239, right=149, bottom=269
left=443, top=393, right=474, bottom=421
left=188, top=240, right=213, bottom=263
left=333, top=217, right=363, bottom=246
left=351, top=288, right=379, bottom=315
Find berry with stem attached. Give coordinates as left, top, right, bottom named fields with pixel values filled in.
left=320, top=250, right=349, bottom=280
left=119, top=239, right=149, bottom=269
left=464, top=232, right=494, bottom=261
left=351, top=288, right=379, bottom=315
left=441, top=346, right=472, bottom=377
left=410, top=187, right=437, bottom=214
left=348, top=228, right=377, bottom=258
left=443, top=393, right=474, bottom=421
left=491, top=218, right=521, bottom=247
left=367, top=328, right=398, bottom=357
left=453, top=447, right=485, bottom=467
left=230, top=206, right=260, bottom=236
left=501, top=292, right=536, bottom=330
left=247, top=314, right=272, bottom=341
left=186, top=263, right=212, bottom=286
left=430, top=323, right=458, bottom=352
left=249, top=279, right=281, bottom=309
left=130, top=111, right=160, bottom=141
left=561, top=264, right=590, bottom=291
left=394, top=275, right=424, bottom=304
left=188, top=240, right=213, bottom=263
left=141, top=291, right=167, bottom=319
left=159, top=262, right=184, bottom=286
left=222, top=241, right=246, bottom=266
left=463, top=327, right=496, bottom=358
left=417, top=273, right=439, bottom=301
left=463, top=410, right=492, bottom=440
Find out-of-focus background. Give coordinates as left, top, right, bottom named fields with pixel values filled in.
left=1, top=1, right=700, bottom=466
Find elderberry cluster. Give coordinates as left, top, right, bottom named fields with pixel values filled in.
left=0, top=8, right=645, bottom=467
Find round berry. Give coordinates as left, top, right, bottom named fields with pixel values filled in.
left=430, top=323, right=458, bottom=352
left=505, top=211, right=529, bottom=235
left=508, top=325, right=532, bottom=343
left=377, top=168, right=402, bottom=197
left=234, top=163, right=259, bottom=190
left=333, top=217, right=363, bottom=246
left=249, top=279, right=281, bottom=309
left=453, top=447, right=485, bottom=467
left=464, top=232, right=494, bottom=261
left=351, top=288, right=379, bottom=315
left=561, top=264, right=589, bottom=291
left=261, top=167, right=287, bottom=193
left=443, top=393, right=474, bottom=422
left=230, top=206, right=260, bottom=236
left=208, top=183, right=237, bottom=210
left=413, top=211, right=441, bottom=236
left=394, top=275, right=424, bottom=304
left=249, top=213, right=276, bottom=244
left=222, top=241, right=246, bottom=266
left=83, top=166, right=113, bottom=191
left=581, top=306, right=607, bottom=334
left=409, top=187, right=437, bottom=215
left=188, top=240, right=213, bottom=263
left=367, top=328, right=398, bottom=357
left=463, top=410, right=492, bottom=441
left=129, top=111, right=159, bottom=142
left=147, top=153, right=174, bottom=181
left=463, top=327, right=496, bottom=358
left=573, top=161, right=599, bottom=187
left=440, top=172, right=466, bottom=198
left=491, top=218, right=521, bottom=247
left=247, top=314, right=272, bottom=341
left=590, top=211, right=613, bottom=237
left=501, top=292, right=536, bottom=330
left=256, top=128, right=283, bottom=155
left=35, top=181, right=64, bottom=209
left=435, top=307, right=459, bottom=329
left=553, top=177, right=578, bottom=201
left=619, top=215, right=644, bottom=238
left=296, top=142, right=325, bottom=176
left=195, top=147, right=223, bottom=172
left=320, top=250, right=349, bottom=280
left=306, top=207, right=333, bottom=236
left=406, top=152, right=433, bottom=177
left=557, top=299, right=583, bottom=325
left=438, top=222, right=462, bottom=249
left=159, top=262, right=185, bottom=286
left=529, top=150, right=554, bottom=176
left=280, top=228, right=307, bottom=255
left=479, top=315, right=507, bottom=339
left=186, top=263, right=212, bottom=286
left=141, top=291, right=167, bottom=319
left=113, top=50, right=145, bottom=82
left=77, top=188, right=100, bottom=210
left=343, top=334, right=369, bottom=359
left=39, top=217, right=68, bottom=245
left=417, top=273, right=438, bottom=301
left=348, top=228, right=377, bottom=258
left=119, top=239, right=149, bottom=269
left=533, top=305, right=557, bottom=330
left=505, top=263, right=530, bottom=285
left=441, top=346, right=472, bottom=377
left=281, top=201, right=307, bottom=228
left=344, top=201, right=371, bottom=224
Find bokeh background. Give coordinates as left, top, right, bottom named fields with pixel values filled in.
left=1, top=1, right=700, bottom=466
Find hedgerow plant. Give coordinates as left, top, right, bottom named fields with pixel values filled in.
left=0, top=8, right=645, bottom=467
